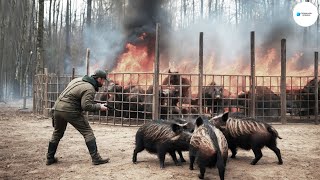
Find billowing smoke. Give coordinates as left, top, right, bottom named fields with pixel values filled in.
left=121, top=0, right=170, bottom=66
left=164, top=1, right=319, bottom=75
left=81, top=25, right=125, bottom=75
left=82, top=0, right=319, bottom=76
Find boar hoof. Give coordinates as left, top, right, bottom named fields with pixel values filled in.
left=175, top=162, right=182, bottom=166
left=250, top=161, right=257, bottom=165
left=198, top=174, right=204, bottom=179
left=231, top=155, right=236, bottom=159
left=278, top=161, right=283, bottom=165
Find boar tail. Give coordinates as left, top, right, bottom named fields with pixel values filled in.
left=267, top=126, right=282, bottom=139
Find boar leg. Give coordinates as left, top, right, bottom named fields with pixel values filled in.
left=177, top=151, right=186, bottom=162
left=230, top=146, right=237, bottom=158
left=198, top=166, right=206, bottom=179
left=169, top=151, right=181, bottom=166
left=189, top=147, right=197, bottom=170
left=217, top=154, right=225, bottom=180
left=267, top=144, right=283, bottom=165
left=251, top=147, right=263, bottom=165
left=132, top=138, right=144, bottom=164
left=158, top=149, right=166, bottom=169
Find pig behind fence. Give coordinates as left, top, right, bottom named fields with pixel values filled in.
left=210, top=112, right=283, bottom=165
left=132, top=120, right=193, bottom=169
left=189, top=116, right=228, bottom=180
left=162, top=69, right=191, bottom=104
left=202, top=82, right=224, bottom=114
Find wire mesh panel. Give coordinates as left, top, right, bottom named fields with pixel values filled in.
left=34, top=73, right=77, bottom=115
left=34, top=72, right=319, bottom=124
left=201, top=74, right=251, bottom=117
left=159, top=72, right=199, bottom=120
left=255, top=76, right=281, bottom=122
left=90, top=72, right=155, bottom=126
left=286, top=76, right=318, bottom=122
left=47, top=74, right=74, bottom=109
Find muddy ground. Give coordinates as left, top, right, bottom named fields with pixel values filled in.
left=0, top=100, right=320, bottom=180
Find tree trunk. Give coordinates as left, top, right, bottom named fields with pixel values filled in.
left=235, top=0, right=238, bottom=25
left=87, top=0, right=92, bottom=27
left=215, top=0, right=218, bottom=17
left=64, top=0, right=71, bottom=73
left=36, top=0, right=44, bottom=74
left=200, top=0, right=203, bottom=19
left=208, top=0, right=212, bottom=18
left=180, top=0, right=183, bottom=28
left=183, top=0, right=187, bottom=27
left=28, top=0, right=35, bottom=97
left=48, top=0, right=52, bottom=45
left=0, top=15, right=4, bottom=101
left=192, top=0, right=194, bottom=23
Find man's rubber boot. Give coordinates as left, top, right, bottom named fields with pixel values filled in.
left=46, top=142, right=58, bottom=165
left=86, top=139, right=110, bottom=165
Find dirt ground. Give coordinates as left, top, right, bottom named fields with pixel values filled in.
left=0, top=100, right=320, bottom=180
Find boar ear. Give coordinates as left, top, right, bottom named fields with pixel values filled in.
left=222, top=112, right=229, bottom=122
left=195, top=116, right=204, bottom=127
left=168, top=69, right=171, bottom=73
left=171, top=123, right=182, bottom=134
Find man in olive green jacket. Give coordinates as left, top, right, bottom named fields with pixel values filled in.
left=46, top=69, right=110, bottom=165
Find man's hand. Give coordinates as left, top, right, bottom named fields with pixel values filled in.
left=100, top=104, right=108, bottom=111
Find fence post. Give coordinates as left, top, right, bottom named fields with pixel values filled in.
left=152, top=23, right=160, bottom=120
left=198, top=32, right=204, bottom=114
left=86, top=48, right=90, bottom=76
left=315, top=52, right=319, bottom=125
left=280, top=39, right=287, bottom=124
left=86, top=49, right=90, bottom=121
left=72, top=68, right=75, bottom=80
left=43, top=68, right=49, bottom=117
left=250, top=31, right=256, bottom=118
left=33, top=73, right=36, bottom=112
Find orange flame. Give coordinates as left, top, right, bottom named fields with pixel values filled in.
left=105, top=42, right=315, bottom=95
left=111, top=43, right=155, bottom=87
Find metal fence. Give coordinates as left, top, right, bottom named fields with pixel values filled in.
left=33, top=70, right=319, bottom=126
left=34, top=69, right=76, bottom=116
left=32, top=34, right=320, bottom=125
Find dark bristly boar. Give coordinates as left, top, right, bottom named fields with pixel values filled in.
left=132, top=120, right=192, bottom=169
left=202, top=82, right=224, bottom=114
left=189, top=116, right=228, bottom=180
left=210, top=112, right=283, bottom=165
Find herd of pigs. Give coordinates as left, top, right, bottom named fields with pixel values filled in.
left=95, top=71, right=290, bottom=179
left=97, top=70, right=319, bottom=120
left=132, top=112, right=283, bottom=179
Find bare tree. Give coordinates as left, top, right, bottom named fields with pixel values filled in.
left=200, top=0, right=203, bottom=19
left=36, top=0, right=44, bottom=74
left=0, top=1, right=5, bottom=101
left=208, top=0, right=212, bottom=18
left=48, top=0, right=52, bottom=45
left=64, top=0, right=71, bottom=73
left=87, top=0, right=92, bottom=27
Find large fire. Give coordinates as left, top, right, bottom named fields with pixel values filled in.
left=110, top=42, right=156, bottom=86
left=103, top=36, right=316, bottom=96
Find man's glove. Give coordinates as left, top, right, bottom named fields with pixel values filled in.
left=104, top=104, right=115, bottom=110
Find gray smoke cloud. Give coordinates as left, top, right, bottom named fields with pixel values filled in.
left=165, top=9, right=318, bottom=75
left=80, top=26, right=125, bottom=75
left=81, top=0, right=318, bottom=75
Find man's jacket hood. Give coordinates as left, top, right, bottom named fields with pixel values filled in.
left=82, top=75, right=99, bottom=91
